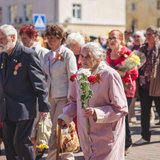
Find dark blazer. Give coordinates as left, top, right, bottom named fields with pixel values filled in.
left=0, top=43, right=50, bottom=122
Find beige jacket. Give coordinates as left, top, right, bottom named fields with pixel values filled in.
left=43, top=45, right=77, bottom=98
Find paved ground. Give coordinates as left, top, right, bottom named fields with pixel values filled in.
left=0, top=101, right=160, bottom=160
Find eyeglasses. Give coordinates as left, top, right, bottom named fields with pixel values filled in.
left=108, top=37, right=118, bottom=41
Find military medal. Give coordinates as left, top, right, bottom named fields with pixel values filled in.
left=13, top=62, right=22, bottom=75
left=13, top=70, right=17, bottom=75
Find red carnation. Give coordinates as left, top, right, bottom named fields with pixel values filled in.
left=70, top=74, right=77, bottom=82
left=88, top=75, right=96, bottom=83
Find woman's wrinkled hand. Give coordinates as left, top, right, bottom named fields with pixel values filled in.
left=84, top=107, right=97, bottom=120
left=57, top=119, right=67, bottom=128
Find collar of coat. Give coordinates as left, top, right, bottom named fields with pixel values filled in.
left=92, top=61, right=107, bottom=75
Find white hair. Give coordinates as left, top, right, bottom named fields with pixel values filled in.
left=0, top=24, right=17, bottom=42
left=133, top=30, right=145, bottom=43
left=82, top=42, right=104, bottom=59
left=67, top=32, right=85, bottom=46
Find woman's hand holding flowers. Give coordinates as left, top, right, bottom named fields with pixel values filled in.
left=84, top=107, right=97, bottom=120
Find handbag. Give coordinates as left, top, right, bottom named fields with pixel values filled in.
left=56, top=121, right=80, bottom=153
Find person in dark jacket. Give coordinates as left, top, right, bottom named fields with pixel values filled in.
left=134, top=26, right=160, bottom=145
left=0, top=24, right=50, bottom=160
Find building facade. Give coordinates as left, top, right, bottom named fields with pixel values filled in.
left=0, top=0, right=126, bottom=37
left=126, top=0, right=160, bottom=31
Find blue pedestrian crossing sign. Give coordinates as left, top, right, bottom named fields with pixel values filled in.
left=33, top=14, right=46, bottom=30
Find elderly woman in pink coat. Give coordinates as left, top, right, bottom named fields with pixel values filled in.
left=58, top=42, right=128, bottom=160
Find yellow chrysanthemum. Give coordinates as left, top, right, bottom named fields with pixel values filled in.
left=129, top=54, right=140, bottom=65
left=37, top=144, right=49, bottom=149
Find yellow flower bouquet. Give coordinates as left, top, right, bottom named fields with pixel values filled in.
left=37, top=144, right=49, bottom=149
left=118, top=52, right=141, bottom=72
left=133, top=50, right=146, bottom=68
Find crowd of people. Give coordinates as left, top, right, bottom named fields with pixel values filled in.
left=0, top=23, right=160, bottom=160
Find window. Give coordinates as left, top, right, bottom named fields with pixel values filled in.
left=24, top=5, right=32, bottom=22
left=72, top=4, right=81, bottom=19
left=8, top=5, right=17, bottom=24
left=0, top=7, right=2, bottom=23
left=157, top=18, right=160, bottom=27
left=131, top=3, right=136, bottom=11
left=24, top=4, right=32, bottom=22
left=157, top=0, right=160, bottom=9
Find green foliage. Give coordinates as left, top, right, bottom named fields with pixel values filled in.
left=79, top=73, right=93, bottom=109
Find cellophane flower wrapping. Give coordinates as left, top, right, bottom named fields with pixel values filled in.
left=133, top=50, right=146, bottom=68
left=118, top=52, right=141, bottom=72
left=37, top=119, right=49, bottom=149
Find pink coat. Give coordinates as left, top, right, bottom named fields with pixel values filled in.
left=59, top=62, right=128, bottom=160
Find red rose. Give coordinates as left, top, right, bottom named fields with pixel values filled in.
left=88, top=75, right=96, bottom=83
left=70, top=74, right=77, bottom=82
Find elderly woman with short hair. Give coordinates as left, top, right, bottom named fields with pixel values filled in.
left=58, top=42, right=128, bottom=160
left=106, top=30, right=139, bottom=155
left=130, top=31, right=145, bottom=51
left=67, top=32, right=85, bottom=69
left=19, top=24, right=50, bottom=159
left=19, top=24, right=49, bottom=65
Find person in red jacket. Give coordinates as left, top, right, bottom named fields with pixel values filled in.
left=106, top=29, right=138, bottom=156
